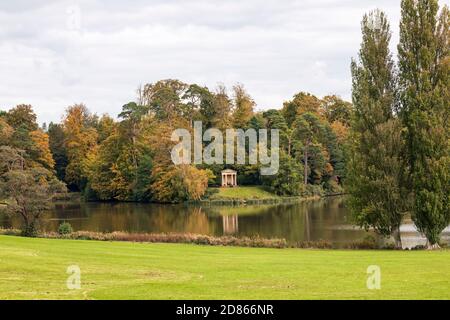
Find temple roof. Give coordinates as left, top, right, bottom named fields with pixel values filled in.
left=221, top=169, right=237, bottom=173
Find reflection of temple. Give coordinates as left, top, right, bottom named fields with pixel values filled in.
left=222, top=215, right=239, bottom=234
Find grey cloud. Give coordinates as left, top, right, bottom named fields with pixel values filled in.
left=0, top=0, right=449, bottom=124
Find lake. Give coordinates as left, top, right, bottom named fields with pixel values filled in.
left=1, top=196, right=448, bottom=248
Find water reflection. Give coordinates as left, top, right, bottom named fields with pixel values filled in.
left=1, top=197, right=448, bottom=248
left=222, top=215, right=239, bottom=235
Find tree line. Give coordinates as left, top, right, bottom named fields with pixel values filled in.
left=1, top=84, right=351, bottom=200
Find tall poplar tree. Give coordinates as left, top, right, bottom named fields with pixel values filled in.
left=398, top=0, right=449, bottom=248
left=348, top=10, right=408, bottom=248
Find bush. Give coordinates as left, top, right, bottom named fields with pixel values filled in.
left=58, top=222, right=73, bottom=235
left=302, top=184, right=326, bottom=197
left=346, top=235, right=378, bottom=249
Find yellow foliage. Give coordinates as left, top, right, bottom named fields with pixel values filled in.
left=29, top=129, right=55, bottom=170
left=331, top=120, right=350, bottom=144
left=0, top=118, right=13, bottom=142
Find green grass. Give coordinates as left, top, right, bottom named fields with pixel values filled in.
left=0, top=235, right=449, bottom=300
left=209, top=186, right=280, bottom=200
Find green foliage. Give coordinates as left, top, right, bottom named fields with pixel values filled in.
left=1, top=80, right=352, bottom=204
left=0, top=148, right=67, bottom=237
left=262, top=152, right=304, bottom=196
left=5, top=105, right=38, bottom=132
left=321, top=95, right=354, bottom=126
left=141, top=79, right=191, bottom=121
left=398, top=0, right=450, bottom=246
left=348, top=9, right=408, bottom=248
left=58, top=222, right=73, bottom=235
left=48, top=122, right=68, bottom=181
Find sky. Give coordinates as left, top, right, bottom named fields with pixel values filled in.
left=0, top=0, right=448, bottom=124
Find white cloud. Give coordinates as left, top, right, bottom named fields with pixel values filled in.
left=0, top=0, right=448, bottom=123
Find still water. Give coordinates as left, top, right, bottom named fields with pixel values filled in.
left=1, top=197, right=448, bottom=248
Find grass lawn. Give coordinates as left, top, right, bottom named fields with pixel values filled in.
left=0, top=235, right=449, bottom=300
left=209, top=186, right=280, bottom=200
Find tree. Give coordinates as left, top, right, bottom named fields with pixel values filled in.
left=293, top=112, right=328, bottom=185
left=150, top=165, right=209, bottom=203
left=398, top=0, right=449, bottom=248
left=184, top=84, right=214, bottom=128
left=48, top=122, right=68, bottom=181
left=0, top=148, right=66, bottom=237
left=348, top=9, right=409, bottom=248
left=212, top=84, right=232, bottom=131
left=0, top=117, right=13, bottom=144
left=141, top=79, right=189, bottom=121
left=29, top=129, right=55, bottom=170
left=4, top=105, right=55, bottom=172
left=5, top=105, right=38, bottom=132
left=261, top=151, right=304, bottom=196
left=321, top=95, right=354, bottom=126
left=63, top=104, right=98, bottom=191
left=282, top=92, right=322, bottom=126
left=263, top=109, right=294, bottom=155
left=96, top=114, right=116, bottom=143
left=118, top=102, right=149, bottom=190
left=232, top=84, right=255, bottom=128
left=0, top=146, right=25, bottom=174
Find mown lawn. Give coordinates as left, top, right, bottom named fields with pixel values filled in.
left=0, top=235, right=449, bottom=300
left=209, top=186, right=280, bottom=200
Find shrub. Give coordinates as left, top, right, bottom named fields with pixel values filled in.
left=58, top=222, right=73, bottom=235
left=346, top=235, right=378, bottom=249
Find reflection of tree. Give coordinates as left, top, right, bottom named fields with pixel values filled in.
left=1, top=197, right=387, bottom=247
left=222, top=215, right=239, bottom=235
left=185, top=207, right=210, bottom=234
left=304, top=209, right=311, bottom=241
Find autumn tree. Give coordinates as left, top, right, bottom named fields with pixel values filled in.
left=282, top=92, right=322, bottom=126
left=5, top=104, right=38, bottom=132
left=63, top=104, right=98, bottom=191
left=151, top=165, right=210, bottom=203
left=29, top=129, right=55, bottom=170
left=3, top=105, right=54, bottom=171
left=232, top=84, right=255, bottom=128
left=0, top=117, right=13, bottom=145
left=398, top=0, right=449, bottom=248
left=321, top=95, right=354, bottom=126
left=212, top=84, right=232, bottom=131
left=348, top=9, right=409, bottom=248
left=148, top=119, right=210, bottom=202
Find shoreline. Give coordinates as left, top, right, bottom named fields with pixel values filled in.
left=1, top=229, right=438, bottom=250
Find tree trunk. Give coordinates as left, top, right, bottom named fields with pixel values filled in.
left=392, top=226, right=402, bottom=250
left=426, top=240, right=441, bottom=250
left=304, top=142, right=309, bottom=185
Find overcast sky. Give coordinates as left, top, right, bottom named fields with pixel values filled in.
left=1, top=0, right=448, bottom=124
